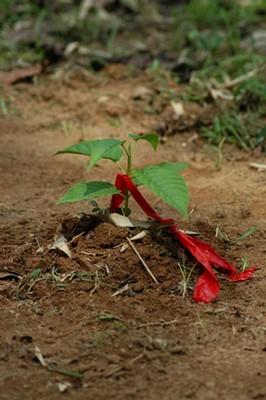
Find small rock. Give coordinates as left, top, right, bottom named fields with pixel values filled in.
left=161, top=280, right=173, bottom=290
left=107, top=354, right=121, bottom=364
left=132, top=282, right=144, bottom=293
left=169, top=345, right=186, bottom=355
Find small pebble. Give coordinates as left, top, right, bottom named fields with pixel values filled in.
left=132, top=283, right=144, bottom=293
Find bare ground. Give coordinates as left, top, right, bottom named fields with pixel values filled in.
left=0, top=68, right=266, bottom=400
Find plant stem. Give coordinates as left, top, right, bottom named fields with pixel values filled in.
left=115, top=161, right=126, bottom=174
left=126, top=145, right=132, bottom=176
left=123, top=143, right=134, bottom=216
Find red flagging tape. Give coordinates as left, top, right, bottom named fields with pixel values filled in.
left=110, top=173, right=255, bottom=302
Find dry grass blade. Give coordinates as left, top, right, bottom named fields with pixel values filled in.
left=112, top=283, right=130, bottom=296
left=219, top=68, right=260, bottom=90
left=34, top=346, right=83, bottom=378
left=137, top=318, right=180, bottom=328
left=0, top=270, right=22, bottom=280
left=105, top=354, right=145, bottom=378
left=34, top=346, right=47, bottom=367
left=249, top=162, right=266, bottom=170
left=207, top=63, right=266, bottom=101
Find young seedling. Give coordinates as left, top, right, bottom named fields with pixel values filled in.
left=177, top=257, right=196, bottom=299
left=55, top=133, right=255, bottom=303
left=239, top=256, right=250, bottom=272
left=0, top=97, right=8, bottom=115
left=216, top=225, right=257, bottom=248
left=55, top=133, right=190, bottom=218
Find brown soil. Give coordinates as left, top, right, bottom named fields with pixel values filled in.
left=0, top=68, right=265, bottom=400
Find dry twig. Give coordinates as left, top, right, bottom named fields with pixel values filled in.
left=126, top=237, right=159, bottom=284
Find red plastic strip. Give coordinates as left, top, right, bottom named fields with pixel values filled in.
left=110, top=173, right=255, bottom=302
left=110, top=173, right=127, bottom=212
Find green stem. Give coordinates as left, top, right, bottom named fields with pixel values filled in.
left=127, top=145, right=132, bottom=176
left=120, top=141, right=137, bottom=216
left=122, top=142, right=135, bottom=216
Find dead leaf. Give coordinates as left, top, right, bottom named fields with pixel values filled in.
left=109, top=213, right=151, bottom=228
left=0, top=64, right=43, bottom=85
left=208, top=87, right=234, bottom=101
left=130, top=231, right=147, bottom=240
left=58, top=382, right=72, bottom=393
left=171, top=101, right=184, bottom=117
left=79, top=0, right=94, bottom=19
left=117, top=230, right=147, bottom=253
left=132, top=86, right=153, bottom=99
left=109, top=213, right=134, bottom=227
left=120, top=243, right=129, bottom=252
left=50, top=236, right=72, bottom=258
left=64, top=41, right=80, bottom=56
left=36, top=246, right=44, bottom=254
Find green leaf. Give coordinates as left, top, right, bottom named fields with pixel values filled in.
left=56, top=181, right=120, bottom=205
left=154, top=162, right=189, bottom=173
left=54, top=139, right=124, bottom=169
left=47, top=366, right=84, bottom=379
left=133, top=162, right=189, bottom=186
left=133, top=165, right=190, bottom=218
left=97, top=311, right=123, bottom=321
left=232, top=226, right=258, bottom=245
left=28, top=269, right=42, bottom=280
left=128, top=133, right=159, bottom=151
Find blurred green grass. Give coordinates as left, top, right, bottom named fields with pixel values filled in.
left=1, top=0, right=265, bottom=152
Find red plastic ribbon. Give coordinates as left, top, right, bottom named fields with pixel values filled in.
left=110, top=173, right=255, bottom=302
left=110, top=173, right=127, bottom=212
